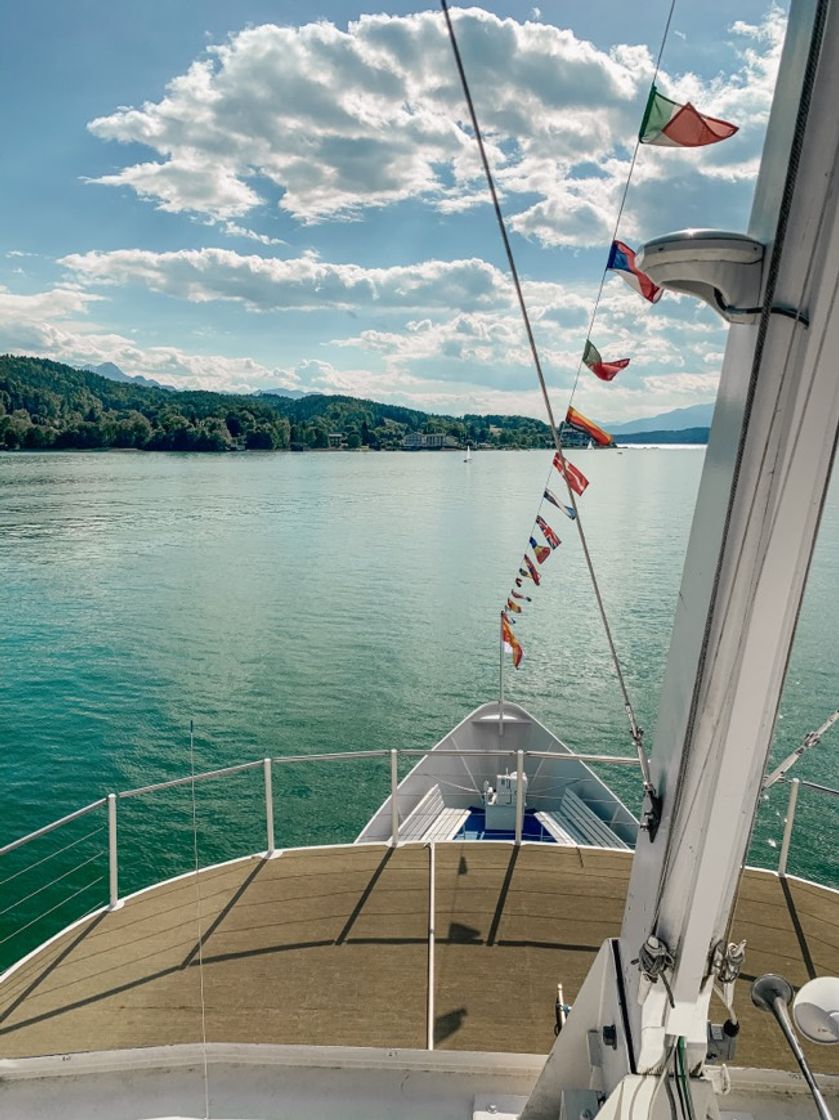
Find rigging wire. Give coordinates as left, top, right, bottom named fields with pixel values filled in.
left=440, top=0, right=678, bottom=794
left=187, top=718, right=211, bottom=1120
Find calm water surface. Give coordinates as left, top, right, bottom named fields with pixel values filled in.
left=2, top=448, right=838, bottom=966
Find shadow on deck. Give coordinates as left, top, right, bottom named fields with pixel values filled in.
left=1, top=842, right=838, bottom=1075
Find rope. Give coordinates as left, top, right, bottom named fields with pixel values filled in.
left=0, top=851, right=103, bottom=920
left=0, top=876, right=103, bottom=947
left=440, top=0, right=679, bottom=792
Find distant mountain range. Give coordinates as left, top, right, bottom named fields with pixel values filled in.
left=81, top=362, right=173, bottom=391
left=79, top=359, right=714, bottom=436
left=607, top=402, right=714, bottom=435
left=255, top=387, right=310, bottom=400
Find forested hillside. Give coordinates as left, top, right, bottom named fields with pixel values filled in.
left=0, top=355, right=554, bottom=451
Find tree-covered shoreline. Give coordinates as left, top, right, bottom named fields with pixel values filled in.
left=0, top=355, right=558, bottom=453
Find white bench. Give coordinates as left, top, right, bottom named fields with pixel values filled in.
left=534, top=811, right=577, bottom=845
left=555, top=788, right=629, bottom=849
left=398, top=785, right=470, bottom=842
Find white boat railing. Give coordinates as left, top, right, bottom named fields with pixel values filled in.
left=1, top=748, right=832, bottom=974
left=0, top=745, right=641, bottom=969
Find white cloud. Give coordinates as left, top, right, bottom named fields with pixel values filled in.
left=84, top=7, right=785, bottom=246
left=59, top=246, right=588, bottom=314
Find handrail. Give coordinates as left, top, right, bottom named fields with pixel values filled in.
left=0, top=799, right=108, bottom=858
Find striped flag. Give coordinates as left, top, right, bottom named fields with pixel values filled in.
left=565, top=407, right=612, bottom=447
left=553, top=453, right=589, bottom=497
left=640, top=85, right=737, bottom=148
left=544, top=488, right=577, bottom=519
left=583, top=341, right=630, bottom=382
left=501, top=612, right=524, bottom=669
left=536, top=515, right=560, bottom=550
left=506, top=596, right=522, bottom=614
left=607, top=240, right=663, bottom=303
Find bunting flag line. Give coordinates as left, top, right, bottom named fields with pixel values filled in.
left=607, top=240, right=663, bottom=303
left=544, top=488, right=577, bottom=519
left=511, top=590, right=532, bottom=601
left=506, top=596, right=522, bottom=614
left=501, top=612, right=524, bottom=669
left=530, top=537, right=551, bottom=564
left=583, top=340, right=630, bottom=382
left=640, top=85, right=738, bottom=148
left=553, top=453, right=589, bottom=497
left=536, top=515, right=560, bottom=549
left=524, top=555, right=541, bottom=585
left=565, top=407, right=612, bottom=447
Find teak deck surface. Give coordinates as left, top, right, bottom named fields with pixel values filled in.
left=1, top=842, right=838, bottom=1074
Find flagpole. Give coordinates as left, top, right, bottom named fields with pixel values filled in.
left=499, top=610, right=505, bottom=738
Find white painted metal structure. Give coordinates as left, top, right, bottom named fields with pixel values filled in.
left=522, top=0, right=839, bottom=1115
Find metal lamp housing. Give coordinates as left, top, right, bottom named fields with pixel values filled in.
left=794, top=977, right=839, bottom=1045
left=636, top=229, right=765, bottom=323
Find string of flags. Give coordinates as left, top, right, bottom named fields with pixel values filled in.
left=499, top=80, right=738, bottom=670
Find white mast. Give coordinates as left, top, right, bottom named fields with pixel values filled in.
left=523, top=0, right=839, bottom=1113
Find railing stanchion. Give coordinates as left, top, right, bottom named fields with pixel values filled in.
left=390, top=749, right=400, bottom=846
left=264, top=758, right=276, bottom=857
left=427, top=841, right=436, bottom=1050
left=107, top=794, right=122, bottom=911
left=778, top=777, right=800, bottom=877
left=515, top=749, right=525, bottom=845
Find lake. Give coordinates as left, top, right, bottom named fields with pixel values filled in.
left=1, top=448, right=838, bottom=966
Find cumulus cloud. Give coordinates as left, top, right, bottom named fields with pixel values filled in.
left=59, top=246, right=589, bottom=314
left=84, top=7, right=784, bottom=246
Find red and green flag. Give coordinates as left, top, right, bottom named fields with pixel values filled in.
left=583, top=340, right=630, bottom=382
left=565, top=407, right=612, bottom=447
left=640, top=85, right=738, bottom=148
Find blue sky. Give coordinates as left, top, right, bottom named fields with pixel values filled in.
left=0, top=1, right=786, bottom=421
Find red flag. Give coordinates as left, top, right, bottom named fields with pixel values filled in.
left=524, top=555, right=541, bottom=585
left=583, top=341, right=630, bottom=382
left=501, top=613, right=523, bottom=669
left=536, top=515, right=560, bottom=550
left=506, top=596, right=522, bottom=614
left=553, top=452, right=589, bottom=496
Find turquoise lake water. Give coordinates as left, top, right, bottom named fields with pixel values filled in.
left=2, top=448, right=838, bottom=969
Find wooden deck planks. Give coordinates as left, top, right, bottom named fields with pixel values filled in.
left=1, top=842, right=839, bottom=1077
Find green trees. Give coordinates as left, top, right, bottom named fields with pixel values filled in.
left=0, top=355, right=554, bottom=454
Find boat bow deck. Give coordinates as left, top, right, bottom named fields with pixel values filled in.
left=2, top=842, right=839, bottom=1078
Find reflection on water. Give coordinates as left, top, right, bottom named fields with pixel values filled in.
left=1, top=447, right=838, bottom=964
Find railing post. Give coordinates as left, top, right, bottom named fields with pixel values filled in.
left=390, top=749, right=400, bottom=846
left=264, top=758, right=276, bottom=857
left=107, top=794, right=122, bottom=911
left=427, top=841, right=436, bottom=1050
left=515, top=749, right=525, bottom=845
left=778, top=777, right=800, bottom=877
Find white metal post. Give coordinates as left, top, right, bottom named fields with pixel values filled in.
left=390, top=749, right=400, bottom=846
left=107, top=794, right=122, bottom=911
left=263, top=758, right=276, bottom=857
left=427, top=841, right=436, bottom=1050
left=778, top=777, right=800, bottom=877
left=515, top=748, right=525, bottom=845
left=499, top=611, right=505, bottom=737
